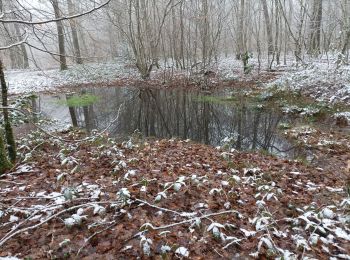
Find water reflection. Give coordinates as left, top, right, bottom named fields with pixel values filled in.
left=34, top=87, right=296, bottom=157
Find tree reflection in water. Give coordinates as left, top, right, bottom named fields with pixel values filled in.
left=35, top=87, right=296, bottom=157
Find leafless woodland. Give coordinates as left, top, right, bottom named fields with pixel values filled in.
left=0, top=0, right=349, bottom=77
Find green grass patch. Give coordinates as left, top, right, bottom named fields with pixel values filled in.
left=195, top=95, right=237, bottom=104
left=61, top=94, right=99, bottom=107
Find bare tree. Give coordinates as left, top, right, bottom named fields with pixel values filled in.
left=237, top=0, right=246, bottom=58
left=67, top=0, right=83, bottom=64
left=309, top=0, right=323, bottom=55
left=0, top=59, right=16, bottom=163
left=261, top=0, right=274, bottom=69
left=51, top=0, right=68, bottom=70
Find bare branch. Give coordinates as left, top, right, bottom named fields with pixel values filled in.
left=0, top=0, right=111, bottom=25
left=0, top=31, right=28, bottom=50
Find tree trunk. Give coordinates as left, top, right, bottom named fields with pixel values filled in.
left=0, top=130, right=12, bottom=175
left=261, top=0, right=274, bottom=69
left=337, top=30, right=350, bottom=67
left=237, top=0, right=246, bottom=58
left=14, top=23, right=29, bottom=68
left=201, top=0, right=210, bottom=70
left=342, top=31, right=350, bottom=55
left=309, top=0, right=323, bottom=55
left=52, top=0, right=68, bottom=70
left=66, top=94, right=78, bottom=127
left=67, top=0, right=83, bottom=64
left=179, top=1, right=185, bottom=69
left=0, top=59, right=16, bottom=163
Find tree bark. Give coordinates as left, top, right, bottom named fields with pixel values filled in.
left=201, top=0, right=210, bottom=70
left=52, top=0, right=68, bottom=70
left=309, top=0, right=323, bottom=54
left=237, top=0, right=246, bottom=58
left=66, top=94, right=78, bottom=127
left=261, top=0, right=274, bottom=69
left=67, top=0, right=83, bottom=64
left=0, top=130, right=12, bottom=175
left=14, top=23, right=29, bottom=68
left=0, top=59, right=16, bottom=163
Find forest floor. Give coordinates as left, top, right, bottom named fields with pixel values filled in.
left=0, top=126, right=349, bottom=259
left=1, top=57, right=350, bottom=259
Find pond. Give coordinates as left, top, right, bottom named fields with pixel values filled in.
left=32, top=86, right=303, bottom=158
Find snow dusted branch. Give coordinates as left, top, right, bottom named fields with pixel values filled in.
left=0, top=31, right=29, bottom=51
left=0, top=201, right=117, bottom=247
left=135, top=199, right=197, bottom=218
left=0, top=180, right=24, bottom=185
left=0, top=0, right=111, bottom=25
left=141, top=210, right=241, bottom=231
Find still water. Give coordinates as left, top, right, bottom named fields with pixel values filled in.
left=34, top=87, right=300, bottom=157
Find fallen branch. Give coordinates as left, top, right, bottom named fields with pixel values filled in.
left=135, top=198, right=197, bottom=218
left=76, top=221, right=117, bottom=257
left=0, top=180, right=24, bottom=185
left=0, top=201, right=119, bottom=247
left=140, top=210, right=241, bottom=231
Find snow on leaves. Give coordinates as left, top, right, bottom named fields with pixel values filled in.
left=1, top=132, right=349, bottom=258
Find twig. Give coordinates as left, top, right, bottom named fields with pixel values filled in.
left=0, top=210, right=41, bottom=242
left=214, top=248, right=224, bottom=257
left=0, top=30, right=28, bottom=50
left=141, top=210, right=241, bottom=231
left=222, top=238, right=244, bottom=250
left=0, top=0, right=111, bottom=25
left=76, top=221, right=117, bottom=257
left=135, top=198, right=197, bottom=217
left=0, top=202, right=104, bottom=247
left=0, top=180, right=24, bottom=185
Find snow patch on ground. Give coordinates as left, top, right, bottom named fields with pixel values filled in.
left=334, top=112, right=350, bottom=125
left=5, top=55, right=275, bottom=95
left=268, top=64, right=350, bottom=105
left=5, top=59, right=139, bottom=95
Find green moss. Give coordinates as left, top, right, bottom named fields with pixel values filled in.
left=0, top=131, right=12, bottom=175
left=60, top=94, right=99, bottom=107
left=195, top=95, right=232, bottom=104
left=4, top=121, right=16, bottom=163
left=278, top=123, right=291, bottom=130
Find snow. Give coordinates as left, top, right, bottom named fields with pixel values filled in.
left=161, top=245, right=171, bottom=254
left=207, top=222, right=225, bottom=231
left=5, top=59, right=139, bottom=95
left=93, top=205, right=106, bottom=216
left=334, top=112, right=350, bottom=125
left=64, top=213, right=85, bottom=228
left=9, top=215, right=19, bottom=222
left=173, top=182, right=182, bottom=191
left=268, top=63, right=350, bottom=105
left=240, top=228, right=256, bottom=238
left=175, top=247, right=190, bottom=257
left=321, top=208, right=335, bottom=219
left=333, top=227, right=350, bottom=241
left=64, top=217, right=76, bottom=228
left=4, top=55, right=270, bottom=96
